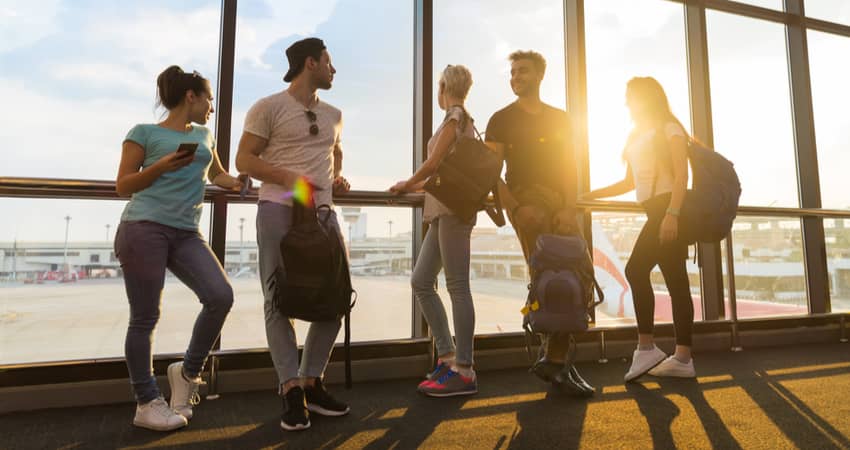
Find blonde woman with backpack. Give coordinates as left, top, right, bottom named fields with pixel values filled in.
left=390, top=64, right=478, bottom=397
left=582, top=77, right=696, bottom=381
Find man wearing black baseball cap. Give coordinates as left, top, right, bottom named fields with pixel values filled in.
left=236, top=37, right=351, bottom=432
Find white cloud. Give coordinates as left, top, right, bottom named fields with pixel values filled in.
left=29, top=6, right=226, bottom=101
left=0, top=78, right=155, bottom=180
left=82, top=6, right=222, bottom=76
left=49, top=62, right=151, bottom=96
left=235, top=0, right=339, bottom=70
left=0, top=0, right=61, bottom=53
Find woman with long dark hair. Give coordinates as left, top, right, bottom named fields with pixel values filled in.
left=582, top=77, right=696, bottom=381
left=115, top=65, right=245, bottom=430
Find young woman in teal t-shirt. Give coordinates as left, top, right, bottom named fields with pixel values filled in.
left=115, top=66, right=245, bottom=431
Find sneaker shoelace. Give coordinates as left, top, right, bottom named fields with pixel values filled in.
left=186, top=378, right=206, bottom=407
left=436, top=370, right=459, bottom=385
left=151, top=398, right=176, bottom=418
left=429, top=361, right=447, bottom=379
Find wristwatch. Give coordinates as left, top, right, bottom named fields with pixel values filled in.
left=666, top=207, right=680, bottom=217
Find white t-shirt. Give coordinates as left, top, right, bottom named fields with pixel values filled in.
left=243, top=90, right=342, bottom=207
left=623, top=122, right=686, bottom=203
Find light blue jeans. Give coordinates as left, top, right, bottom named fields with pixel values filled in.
left=115, top=220, right=234, bottom=404
left=411, top=214, right=476, bottom=366
left=257, top=201, right=342, bottom=386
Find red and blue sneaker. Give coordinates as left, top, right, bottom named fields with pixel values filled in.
left=417, top=360, right=452, bottom=391
left=419, top=369, right=478, bottom=397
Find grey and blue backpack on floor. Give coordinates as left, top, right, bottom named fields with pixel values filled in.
left=521, top=233, right=604, bottom=364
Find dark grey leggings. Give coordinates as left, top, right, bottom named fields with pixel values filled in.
left=625, top=194, right=694, bottom=346
left=115, top=221, right=233, bottom=404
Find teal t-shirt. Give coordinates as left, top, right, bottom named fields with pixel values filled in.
left=120, top=124, right=215, bottom=231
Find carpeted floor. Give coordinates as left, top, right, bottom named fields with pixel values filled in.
left=2, top=343, right=849, bottom=449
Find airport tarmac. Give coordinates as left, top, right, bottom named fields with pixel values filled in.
left=1, top=274, right=835, bottom=366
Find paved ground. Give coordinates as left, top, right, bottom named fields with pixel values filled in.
left=1, top=343, right=849, bottom=449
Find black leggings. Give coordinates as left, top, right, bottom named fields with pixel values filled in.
left=625, top=194, right=694, bottom=346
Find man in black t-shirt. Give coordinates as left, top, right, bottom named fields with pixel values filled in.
left=485, top=53, right=577, bottom=261
left=486, top=50, right=592, bottom=397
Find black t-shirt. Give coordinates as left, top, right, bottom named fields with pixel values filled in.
left=485, top=102, right=576, bottom=196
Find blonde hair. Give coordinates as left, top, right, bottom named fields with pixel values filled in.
left=626, top=76, right=689, bottom=139
left=440, top=64, right=473, bottom=100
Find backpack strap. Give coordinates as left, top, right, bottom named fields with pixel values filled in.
left=344, top=309, right=352, bottom=389
left=484, top=181, right=506, bottom=227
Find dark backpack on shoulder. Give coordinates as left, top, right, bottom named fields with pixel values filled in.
left=653, top=128, right=742, bottom=244
left=522, top=234, right=604, bottom=336
left=681, top=142, right=742, bottom=243
left=423, top=109, right=506, bottom=226
left=266, top=203, right=357, bottom=387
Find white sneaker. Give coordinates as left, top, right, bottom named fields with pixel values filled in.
left=133, top=397, right=188, bottom=431
left=168, top=362, right=204, bottom=420
left=648, top=356, right=696, bottom=378
left=624, top=346, right=667, bottom=382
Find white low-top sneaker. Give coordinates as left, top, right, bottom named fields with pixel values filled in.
left=133, top=397, right=188, bottom=431
left=624, top=346, right=668, bottom=382
left=168, top=362, right=203, bottom=420
left=648, top=356, right=696, bottom=378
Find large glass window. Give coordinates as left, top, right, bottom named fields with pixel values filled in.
left=433, top=0, right=566, bottom=132
left=220, top=204, right=413, bottom=349
left=231, top=0, right=413, bottom=192
left=824, top=219, right=850, bottom=312
left=706, top=12, right=798, bottom=207
left=432, top=0, right=566, bottom=335
left=0, top=198, right=212, bottom=364
left=585, top=0, right=689, bottom=201
left=807, top=31, right=850, bottom=210
left=0, top=1, right=222, bottom=180
left=805, top=0, right=850, bottom=26
left=732, top=0, right=783, bottom=10
left=592, top=212, right=700, bottom=328
left=721, top=216, right=808, bottom=319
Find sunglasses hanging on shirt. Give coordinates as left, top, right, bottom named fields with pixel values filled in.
left=305, top=110, right=319, bottom=135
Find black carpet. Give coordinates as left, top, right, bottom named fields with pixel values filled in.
left=2, top=343, right=849, bottom=449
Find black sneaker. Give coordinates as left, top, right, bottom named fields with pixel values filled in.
left=530, top=358, right=563, bottom=383
left=553, top=365, right=595, bottom=398
left=281, top=386, right=310, bottom=431
left=305, top=379, right=350, bottom=417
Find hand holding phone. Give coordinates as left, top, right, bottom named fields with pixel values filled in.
left=176, top=142, right=199, bottom=158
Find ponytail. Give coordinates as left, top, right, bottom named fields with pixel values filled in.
left=156, top=65, right=210, bottom=110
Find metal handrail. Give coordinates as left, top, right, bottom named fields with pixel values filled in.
left=3, top=176, right=850, bottom=218
left=0, top=176, right=424, bottom=207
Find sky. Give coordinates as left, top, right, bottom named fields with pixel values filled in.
left=1, top=0, right=849, bottom=244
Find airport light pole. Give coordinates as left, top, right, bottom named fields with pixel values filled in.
left=11, top=238, right=17, bottom=281
left=239, top=217, right=245, bottom=271
left=63, top=215, right=71, bottom=275
left=388, top=220, right=393, bottom=239
left=105, top=224, right=111, bottom=242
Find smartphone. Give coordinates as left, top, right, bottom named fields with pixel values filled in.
left=176, top=142, right=199, bottom=158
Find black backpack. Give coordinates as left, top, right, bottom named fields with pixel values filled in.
left=653, top=127, right=742, bottom=244
left=522, top=234, right=604, bottom=336
left=266, top=203, right=357, bottom=387
left=423, top=110, right=506, bottom=226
